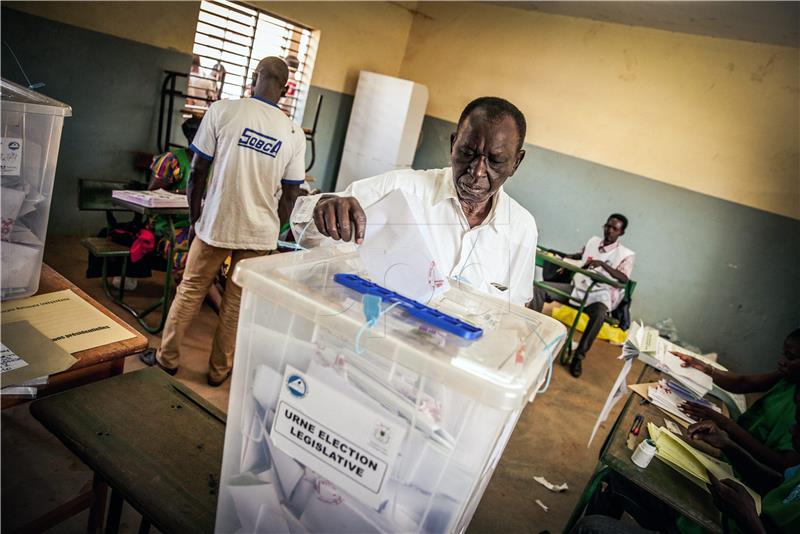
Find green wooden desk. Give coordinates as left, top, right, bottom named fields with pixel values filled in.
left=565, top=366, right=723, bottom=533
left=30, top=367, right=225, bottom=534
left=106, top=197, right=190, bottom=334
left=534, top=249, right=626, bottom=364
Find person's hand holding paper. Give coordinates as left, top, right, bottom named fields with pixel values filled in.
left=313, top=195, right=367, bottom=244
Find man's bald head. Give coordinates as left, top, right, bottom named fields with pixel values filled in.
left=252, top=56, right=289, bottom=102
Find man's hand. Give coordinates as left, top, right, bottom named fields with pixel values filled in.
left=672, top=351, right=713, bottom=375
left=680, top=401, right=729, bottom=428
left=707, top=471, right=763, bottom=532
left=582, top=259, right=607, bottom=270
left=313, top=196, right=366, bottom=244
left=688, top=420, right=731, bottom=449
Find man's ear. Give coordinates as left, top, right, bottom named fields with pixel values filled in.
left=512, top=149, right=526, bottom=173
left=450, top=132, right=456, bottom=152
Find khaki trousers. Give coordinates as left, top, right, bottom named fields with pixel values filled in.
left=157, top=237, right=270, bottom=381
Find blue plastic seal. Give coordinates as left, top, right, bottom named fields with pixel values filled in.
left=333, top=273, right=483, bottom=341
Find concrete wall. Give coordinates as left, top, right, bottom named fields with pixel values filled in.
left=1, top=7, right=192, bottom=236
left=8, top=1, right=416, bottom=95
left=400, top=2, right=800, bottom=221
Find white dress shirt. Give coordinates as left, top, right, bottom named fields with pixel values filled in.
left=290, top=167, right=539, bottom=306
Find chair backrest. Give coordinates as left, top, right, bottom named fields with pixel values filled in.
left=77, top=179, right=131, bottom=211
left=305, top=94, right=323, bottom=137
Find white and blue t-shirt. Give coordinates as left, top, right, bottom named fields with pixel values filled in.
left=190, top=97, right=306, bottom=250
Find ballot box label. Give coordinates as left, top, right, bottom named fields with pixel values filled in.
left=1, top=138, right=22, bottom=176
left=272, top=364, right=406, bottom=508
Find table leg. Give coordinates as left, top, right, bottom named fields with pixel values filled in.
left=104, top=488, right=123, bottom=534
left=87, top=472, right=108, bottom=534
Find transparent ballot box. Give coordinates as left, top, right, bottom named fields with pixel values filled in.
left=217, top=246, right=567, bottom=533
left=1, top=78, right=71, bottom=299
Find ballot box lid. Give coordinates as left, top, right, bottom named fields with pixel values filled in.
left=1, top=78, right=72, bottom=117
left=234, top=246, right=567, bottom=410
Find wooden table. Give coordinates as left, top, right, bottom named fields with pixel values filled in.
left=565, top=366, right=723, bottom=533
left=2, top=264, right=148, bottom=410
left=31, top=367, right=225, bottom=534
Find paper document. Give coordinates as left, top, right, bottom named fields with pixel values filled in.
left=624, top=322, right=712, bottom=398
left=112, top=189, right=188, bottom=208
left=647, top=423, right=761, bottom=513
left=0, top=321, right=77, bottom=387
left=2, top=289, right=135, bottom=353
left=588, top=357, right=633, bottom=446
left=358, top=189, right=449, bottom=303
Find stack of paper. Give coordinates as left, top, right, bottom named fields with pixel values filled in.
left=624, top=322, right=712, bottom=398
left=647, top=423, right=761, bottom=513
left=647, top=380, right=721, bottom=425
left=111, top=189, right=188, bottom=208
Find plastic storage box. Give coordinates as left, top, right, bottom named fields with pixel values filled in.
left=217, top=246, right=566, bottom=533
left=1, top=78, right=71, bottom=299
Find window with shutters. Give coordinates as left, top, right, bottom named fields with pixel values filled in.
left=190, top=0, right=318, bottom=122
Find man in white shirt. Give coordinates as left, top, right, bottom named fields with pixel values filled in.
left=530, top=214, right=635, bottom=377
left=291, top=96, right=538, bottom=307
left=147, top=56, right=306, bottom=387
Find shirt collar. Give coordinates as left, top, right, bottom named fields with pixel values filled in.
left=251, top=96, right=279, bottom=108
left=435, top=167, right=506, bottom=230
left=598, top=240, right=620, bottom=253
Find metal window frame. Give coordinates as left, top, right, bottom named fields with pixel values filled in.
left=193, top=0, right=317, bottom=119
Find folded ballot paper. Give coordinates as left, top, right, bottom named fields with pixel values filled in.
left=624, top=322, right=712, bottom=398
left=647, top=423, right=761, bottom=514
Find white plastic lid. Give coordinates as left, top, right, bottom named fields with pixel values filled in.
left=1, top=78, right=72, bottom=117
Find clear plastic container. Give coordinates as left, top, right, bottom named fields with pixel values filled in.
left=1, top=78, right=71, bottom=299
left=217, top=246, right=566, bottom=533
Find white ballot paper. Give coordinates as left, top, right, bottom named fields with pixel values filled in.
left=588, top=356, right=633, bottom=447
left=271, top=364, right=408, bottom=508
left=358, top=189, right=449, bottom=304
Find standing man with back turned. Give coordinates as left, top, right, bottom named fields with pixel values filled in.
left=142, top=56, right=306, bottom=387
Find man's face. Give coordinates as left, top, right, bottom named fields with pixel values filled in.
left=603, top=217, right=625, bottom=243
left=450, top=112, right=524, bottom=205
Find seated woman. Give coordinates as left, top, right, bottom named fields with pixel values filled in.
left=573, top=388, right=800, bottom=533
left=686, top=413, right=800, bottom=533
left=678, top=328, right=800, bottom=472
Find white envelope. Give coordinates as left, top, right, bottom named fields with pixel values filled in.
left=358, top=189, right=449, bottom=304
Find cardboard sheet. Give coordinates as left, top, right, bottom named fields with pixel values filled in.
left=1, top=320, right=77, bottom=387
left=1, top=289, right=135, bottom=353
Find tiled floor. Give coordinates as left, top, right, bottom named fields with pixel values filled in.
left=1, top=236, right=642, bottom=533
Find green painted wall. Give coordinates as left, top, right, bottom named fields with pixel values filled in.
left=414, top=115, right=800, bottom=373
left=1, top=7, right=191, bottom=236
